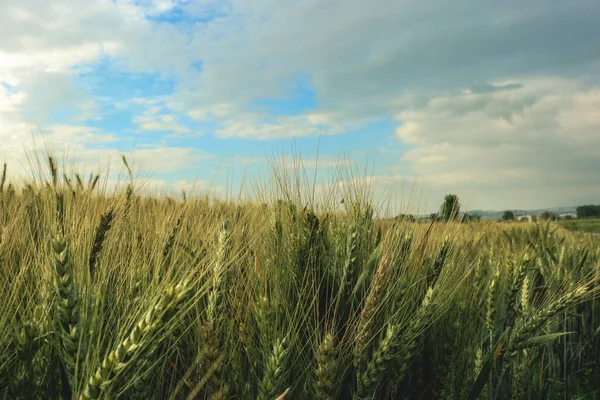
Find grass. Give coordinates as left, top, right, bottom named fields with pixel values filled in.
left=0, top=154, right=599, bottom=399
left=558, top=218, right=600, bottom=234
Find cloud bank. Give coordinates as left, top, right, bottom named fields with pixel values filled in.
left=1, top=0, right=598, bottom=210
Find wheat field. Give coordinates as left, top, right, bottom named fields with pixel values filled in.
left=1, top=155, right=599, bottom=400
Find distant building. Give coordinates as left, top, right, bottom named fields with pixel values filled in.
left=516, top=215, right=533, bottom=222
left=558, top=213, right=577, bottom=220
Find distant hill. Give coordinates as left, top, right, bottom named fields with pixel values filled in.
left=468, top=206, right=578, bottom=220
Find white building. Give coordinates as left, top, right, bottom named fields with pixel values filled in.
left=558, top=213, right=577, bottom=220
left=516, top=215, right=533, bottom=222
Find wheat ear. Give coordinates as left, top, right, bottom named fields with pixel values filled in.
left=80, top=282, right=191, bottom=400
left=88, top=206, right=115, bottom=282
left=258, top=337, right=289, bottom=400
left=0, top=162, right=6, bottom=193
left=314, top=333, right=337, bottom=400
left=509, top=284, right=590, bottom=351
left=52, top=235, right=85, bottom=385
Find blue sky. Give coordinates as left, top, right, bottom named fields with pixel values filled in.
left=1, top=0, right=600, bottom=212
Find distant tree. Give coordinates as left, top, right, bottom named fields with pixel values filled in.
left=396, top=214, right=416, bottom=222
left=502, top=211, right=515, bottom=221
left=576, top=205, right=600, bottom=219
left=461, top=213, right=480, bottom=223
left=429, top=213, right=439, bottom=221
left=540, top=211, right=558, bottom=221
left=440, top=194, right=460, bottom=221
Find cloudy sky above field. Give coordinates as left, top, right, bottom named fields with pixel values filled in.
left=1, top=0, right=599, bottom=213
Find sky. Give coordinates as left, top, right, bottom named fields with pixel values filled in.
left=1, top=0, right=599, bottom=213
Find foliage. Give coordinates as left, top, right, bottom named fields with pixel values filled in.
left=396, top=213, right=416, bottom=222
left=502, top=210, right=515, bottom=221
left=540, top=211, right=558, bottom=221
left=576, top=205, right=600, bottom=219
left=559, top=218, right=600, bottom=234
left=440, top=194, right=460, bottom=221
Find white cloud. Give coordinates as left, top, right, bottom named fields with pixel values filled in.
left=0, top=131, right=214, bottom=186
left=4, top=0, right=600, bottom=141
left=274, top=155, right=356, bottom=171
left=133, top=109, right=191, bottom=134
left=125, top=147, right=213, bottom=173
left=42, top=125, right=119, bottom=144
left=0, top=0, right=191, bottom=150
left=169, top=0, right=600, bottom=137
left=391, top=78, right=600, bottom=209
left=170, top=178, right=226, bottom=198
left=214, top=113, right=343, bottom=140
left=1, top=0, right=599, bottom=210
left=98, top=176, right=225, bottom=200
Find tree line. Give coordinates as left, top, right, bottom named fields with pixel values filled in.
left=396, top=194, right=480, bottom=222
left=576, top=205, right=600, bottom=218
left=397, top=197, right=600, bottom=222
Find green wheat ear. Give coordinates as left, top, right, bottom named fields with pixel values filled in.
left=80, top=282, right=192, bottom=400
left=89, top=206, right=115, bottom=282
left=0, top=162, right=6, bottom=193
left=314, top=332, right=338, bottom=400
left=52, top=235, right=85, bottom=387
left=10, top=319, right=43, bottom=397
left=258, top=337, right=289, bottom=400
